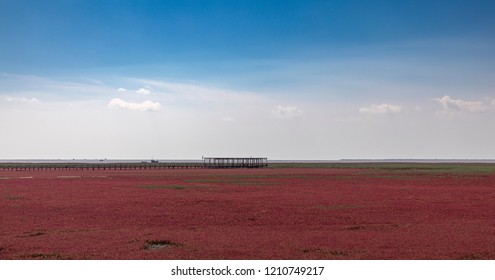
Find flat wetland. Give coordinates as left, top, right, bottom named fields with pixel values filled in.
left=1, top=162, right=495, bottom=259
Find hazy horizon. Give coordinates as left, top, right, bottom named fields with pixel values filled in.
left=2, top=1, right=495, bottom=160
left=3, top=158, right=495, bottom=164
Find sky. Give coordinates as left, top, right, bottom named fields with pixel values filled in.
left=1, top=0, right=495, bottom=160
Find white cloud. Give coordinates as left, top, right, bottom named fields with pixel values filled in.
left=108, top=98, right=161, bottom=112
left=136, top=88, right=151, bottom=95
left=1, top=96, right=40, bottom=104
left=132, top=79, right=267, bottom=106
left=434, top=95, right=488, bottom=114
left=491, top=99, right=495, bottom=108
left=117, top=88, right=127, bottom=92
left=272, top=105, right=303, bottom=119
left=359, top=103, right=402, bottom=114
left=20, top=97, right=40, bottom=104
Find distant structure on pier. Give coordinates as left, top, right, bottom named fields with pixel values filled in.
left=203, top=157, right=268, bottom=168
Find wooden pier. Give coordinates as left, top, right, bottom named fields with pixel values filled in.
left=0, top=158, right=268, bottom=171
left=202, top=157, right=268, bottom=168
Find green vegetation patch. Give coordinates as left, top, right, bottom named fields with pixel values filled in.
left=22, top=253, right=69, bottom=260
left=315, top=204, right=365, bottom=210
left=268, top=162, right=495, bottom=174
left=138, top=185, right=200, bottom=190
left=188, top=179, right=279, bottom=186
left=4, top=195, right=24, bottom=201
left=456, top=252, right=494, bottom=260
left=301, top=248, right=349, bottom=258
left=345, top=223, right=400, bottom=231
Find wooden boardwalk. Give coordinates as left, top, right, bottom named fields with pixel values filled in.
left=0, top=163, right=200, bottom=171
left=0, top=158, right=268, bottom=171
left=203, top=157, right=268, bottom=168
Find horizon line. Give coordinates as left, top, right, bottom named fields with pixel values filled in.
left=2, top=158, right=495, bottom=163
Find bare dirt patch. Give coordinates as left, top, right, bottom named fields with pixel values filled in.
left=144, top=240, right=181, bottom=250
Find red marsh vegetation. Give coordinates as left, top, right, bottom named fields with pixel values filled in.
left=1, top=164, right=495, bottom=259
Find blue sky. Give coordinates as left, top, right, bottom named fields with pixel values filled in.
left=1, top=1, right=495, bottom=159
left=2, top=0, right=494, bottom=72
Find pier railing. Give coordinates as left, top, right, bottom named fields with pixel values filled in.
left=203, top=157, right=268, bottom=168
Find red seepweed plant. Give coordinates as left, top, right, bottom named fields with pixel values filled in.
left=1, top=166, right=494, bottom=259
